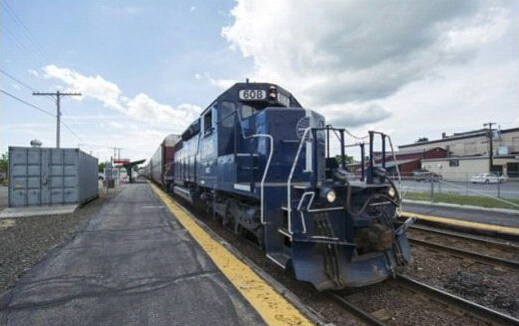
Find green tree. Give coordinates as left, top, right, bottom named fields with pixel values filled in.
left=335, top=154, right=354, bottom=166
left=98, top=162, right=106, bottom=173
left=416, top=137, right=429, bottom=142
left=0, top=152, right=7, bottom=173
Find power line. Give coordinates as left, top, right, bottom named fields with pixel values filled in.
left=61, top=121, right=83, bottom=142
left=0, top=24, right=43, bottom=64
left=1, top=69, right=36, bottom=92
left=0, top=89, right=55, bottom=117
left=1, top=0, right=52, bottom=62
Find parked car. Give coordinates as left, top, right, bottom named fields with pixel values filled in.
left=98, top=173, right=105, bottom=180
left=499, top=173, right=509, bottom=183
left=470, top=173, right=501, bottom=184
left=411, top=169, right=441, bottom=182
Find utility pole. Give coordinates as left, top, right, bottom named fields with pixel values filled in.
left=33, top=90, right=82, bottom=148
left=111, top=147, right=123, bottom=163
left=483, top=122, right=495, bottom=172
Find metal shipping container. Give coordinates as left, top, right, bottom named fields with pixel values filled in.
left=8, top=147, right=99, bottom=207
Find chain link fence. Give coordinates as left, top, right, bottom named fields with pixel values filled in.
left=389, top=172, right=519, bottom=210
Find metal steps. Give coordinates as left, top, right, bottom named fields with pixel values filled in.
left=267, top=252, right=290, bottom=269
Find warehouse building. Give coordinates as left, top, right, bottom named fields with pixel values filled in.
left=398, top=127, right=519, bottom=180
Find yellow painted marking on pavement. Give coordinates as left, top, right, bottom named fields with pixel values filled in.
left=401, top=211, right=519, bottom=236
left=149, top=182, right=315, bottom=326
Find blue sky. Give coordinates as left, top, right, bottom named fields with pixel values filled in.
left=2, top=0, right=518, bottom=162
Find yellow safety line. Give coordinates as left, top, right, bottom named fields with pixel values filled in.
left=149, top=182, right=316, bottom=326
left=401, top=211, right=519, bottom=236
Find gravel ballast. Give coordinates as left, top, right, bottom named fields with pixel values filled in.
left=0, top=184, right=125, bottom=294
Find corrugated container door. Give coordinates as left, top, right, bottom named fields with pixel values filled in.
left=9, top=148, right=28, bottom=206
left=9, top=147, right=48, bottom=206
left=49, top=149, right=79, bottom=205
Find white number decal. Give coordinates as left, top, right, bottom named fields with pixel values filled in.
left=239, top=89, right=266, bottom=101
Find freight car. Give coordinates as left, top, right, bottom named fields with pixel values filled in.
left=148, top=82, right=414, bottom=291
left=142, top=134, right=181, bottom=188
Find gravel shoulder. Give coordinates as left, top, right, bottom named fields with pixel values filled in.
left=0, top=183, right=126, bottom=294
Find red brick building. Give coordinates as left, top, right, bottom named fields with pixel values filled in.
left=350, top=147, right=447, bottom=174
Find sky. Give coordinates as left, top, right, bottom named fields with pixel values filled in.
left=1, top=0, right=518, bottom=163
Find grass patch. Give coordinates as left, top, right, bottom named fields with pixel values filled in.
left=402, top=191, right=519, bottom=211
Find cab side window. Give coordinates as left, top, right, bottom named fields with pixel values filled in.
left=218, top=101, right=236, bottom=155
left=220, top=101, right=236, bottom=127
left=204, top=102, right=216, bottom=136
left=240, top=104, right=257, bottom=119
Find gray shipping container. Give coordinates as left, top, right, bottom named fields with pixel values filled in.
left=8, top=147, right=99, bottom=207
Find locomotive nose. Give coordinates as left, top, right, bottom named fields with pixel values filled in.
left=354, top=223, right=394, bottom=252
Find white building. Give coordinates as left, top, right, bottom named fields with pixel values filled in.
left=399, top=127, right=519, bottom=180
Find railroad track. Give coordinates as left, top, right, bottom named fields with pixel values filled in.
left=395, top=274, right=519, bottom=326
left=326, top=291, right=388, bottom=326
left=409, top=224, right=519, bottom=250
left=407, top=226, right=519, bottom=269
left=327, top=274, right=519, bottom=326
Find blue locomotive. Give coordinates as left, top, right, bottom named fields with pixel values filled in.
left=153, top=82, right=414, bottom=291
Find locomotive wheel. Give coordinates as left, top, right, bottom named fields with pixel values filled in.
left=222, top=209, right=234, bottom=228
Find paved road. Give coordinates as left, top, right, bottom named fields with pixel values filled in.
left=397, top=180, right=519, bottom=200
left=0, top=183, right=265, bottom=325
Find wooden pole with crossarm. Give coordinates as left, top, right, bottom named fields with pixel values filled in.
left=33, top=90, right=81, bottom=148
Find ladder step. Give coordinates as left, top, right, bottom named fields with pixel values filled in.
left=369, top=201, right=391, bottom=206
left=278, top=227, right=291, bottom=238
left=267, top=252, right=290, bottom=269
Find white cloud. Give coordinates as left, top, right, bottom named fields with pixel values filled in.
left=190, top=6, right=196, bottom=12
left=28, top=69, right=39, bottom=77
left=441, top=7, right=510, bottom=54
left=221, top=0, right=512, bottom=119
left=108, top=121, right=123, bottom=129
left=43, top=65, right=201, bottom=128
left=44, top=65, right=124, bottom=111
left=205, top=72, right=237, bottom=89
left=325, top=104, right=392, bottom=128
left=375, top=58, right=519, bottom=145
left=126, top=93, right=199, bottom=124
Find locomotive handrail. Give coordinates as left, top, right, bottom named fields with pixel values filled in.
left=287, top=125, right=346, bottom=234
left=287, top=126, right=312, bottom=234
left=243, top=133, right=273, bottom=225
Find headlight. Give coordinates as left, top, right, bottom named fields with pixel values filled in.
left=326, top=190, right=336, bottom=203
left=388, top=187, right=396, bottom=197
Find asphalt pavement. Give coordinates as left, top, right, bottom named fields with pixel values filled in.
left=0, top=183, right=266, bottom=325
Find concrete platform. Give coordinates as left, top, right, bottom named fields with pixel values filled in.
left=401, top=201, right=519, bottom=236
left=0, top=183, right=313, bottom=325
left=0, top=204, right=78, bottom=219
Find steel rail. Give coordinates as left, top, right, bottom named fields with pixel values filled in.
left=395, top=274, right=519, bottom=326
left=326, top=292, right=388, bottom=326
left=409, top=224, right=519, bottom=251
left=408, top=236, right=519, bottom=270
